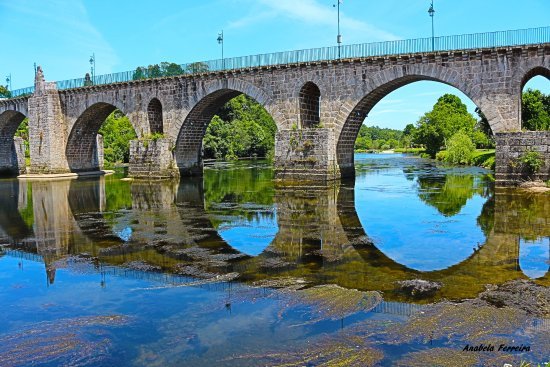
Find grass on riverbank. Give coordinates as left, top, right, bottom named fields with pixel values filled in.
left=393, top=147, right=425, bottom=154
left=435, top=149, right=495, bottom=169
left=361, top=147, right=496, bottom=170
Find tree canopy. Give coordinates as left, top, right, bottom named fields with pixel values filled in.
left=522, top=88, right=550, bottom=131
left=0, top=85, right=11, bottom=98
left=413, top=94, right=478, bottom=157
left=355, top=125, right=403, bottom=151
left=99, top=110, right=137, bottom=164
left=203, top=95, right=276, bottom=160
left=133, top=62, right=185, bottom=80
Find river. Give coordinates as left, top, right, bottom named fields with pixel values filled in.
left=0, top=153, right=548, bottom=366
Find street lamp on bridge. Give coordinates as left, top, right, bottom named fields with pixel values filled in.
left=428, top=0, right=435, bottom=52
left=217, top=31, right=224, bottom=70
left=5, top=74, right=11, bottom=91
left=89, top=53, right=95, bottom=83
left=333, top=0, right=343, bottom=58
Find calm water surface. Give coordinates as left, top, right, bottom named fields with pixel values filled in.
left=0, top=153, right=548, bottom=366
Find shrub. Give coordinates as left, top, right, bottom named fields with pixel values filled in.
left=520, top=150, right=543, bottom=174
left=444, top=130, right=475, bottom=165
left=435, top=150, right=447, bottom=161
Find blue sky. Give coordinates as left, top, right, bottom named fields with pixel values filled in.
left=1, top=0, right=549, bottom=129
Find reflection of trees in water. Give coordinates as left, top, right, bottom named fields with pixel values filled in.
left=477, top=195, right=495, bottom=236
left=416, top=174, right=490, bottom=217
left=203, top=161, right=275, bottom=228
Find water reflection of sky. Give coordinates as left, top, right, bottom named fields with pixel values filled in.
left=216, top=212, right=278, bottom=256
left=519, top=237, right=550, bottom=279
left=354, top=153, right=488, bottom=272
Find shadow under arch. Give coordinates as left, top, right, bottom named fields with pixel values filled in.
left=0, top=180, right=34, bottom=242
left=67, top=176, right=125, bottom=244
left=335, top=72, right=484, bottom=177
left=66, top=102, right=137, bottom=172
left=0, top=110, right=27, bottom=176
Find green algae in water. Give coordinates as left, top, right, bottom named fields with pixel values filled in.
left=388, top=302, right=529, bottom=343
left=225, top=335, right=383, bottom=367
left=0, top=315, right=130, bottom=367
left=286, top=284, right=383, bottom=321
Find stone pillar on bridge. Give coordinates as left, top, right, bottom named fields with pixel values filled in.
left=27, top=67, right=70, bottom=174
left=128, top=138, right=179, bottom=179
left=274, top=128, right=340, bottom=183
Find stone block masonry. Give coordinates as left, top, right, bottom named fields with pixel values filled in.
left=274, top=128, right=340, bottom=183
left=495, top=131, right=550, bottom=186
left=1, top=42, right=548, bottom=184
left=128, top=138, right=179, bottom=179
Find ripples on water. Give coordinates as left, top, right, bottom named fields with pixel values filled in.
left=0, top=154, right=548, bottom=366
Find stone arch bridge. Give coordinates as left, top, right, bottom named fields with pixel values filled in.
left=0, top=34, right=549, bottom=184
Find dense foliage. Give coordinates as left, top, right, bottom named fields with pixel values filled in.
left=413, top=94, right=478, bottom=157
left=354, top=125, right=403, bottom=151
left=0, top=85, right=11, bottom=98
left=444, top=130, right=476, bottom=165
left=132, top=61, right=209, bottom=80
left=522, top=88, right=550, bottom=130
left=203, top=95, right=276, bottom=160
left=98, top=110, right=137, bottom=164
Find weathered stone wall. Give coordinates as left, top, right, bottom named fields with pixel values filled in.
left=274, top=128, right=339, bottom=182
left=95, top=134, right=104, bottom=170
left=28, top=76, right=69, bottom=174
left=1, top=43, right=548, bottom=180
left=128, top=138, right=179, bottom=179
left=493, top=189, right=550, bottom=236
left=495, top=131, right=550, bottom=186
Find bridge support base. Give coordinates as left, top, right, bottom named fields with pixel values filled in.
left=495, top=131, right=550, bottom=186
left=128, top=138, right=179, bottom=179
left=274, top=128, right=341, bottom=184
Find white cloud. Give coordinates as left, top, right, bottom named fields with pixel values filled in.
left=2, top=0, right=118, bottom=77
left=229, top=0, right=399, bottom=41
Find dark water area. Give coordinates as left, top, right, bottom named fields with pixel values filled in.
left=0, top=153, right=548, bottom=366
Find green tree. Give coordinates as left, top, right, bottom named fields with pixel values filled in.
left=445, top=130, right=476, bottom=165
left=0, top=85, right=11, bottom=98
left=203, top=95, right=276, bottom=160
left=414, top=94, right=477, bottom=157
left=99, top=110, right=137, bottom=164
left=132, top=62, right=184, bottom=80
left=186, top=62, right=209, bottom=74
left=522, top=88, right=550, bottom=131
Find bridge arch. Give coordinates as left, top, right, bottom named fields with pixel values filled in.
left=334, top=65, right=486, bottom=176
left=66, top=102, right=138, bottom=172
left=173, top=79, right=281, bottom=175
left=0, top=110, right=27, bottom=175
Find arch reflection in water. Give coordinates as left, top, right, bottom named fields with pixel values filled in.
left=354, top=153, right=490, bottom=271
left=1, top=156, right=548, bottom=300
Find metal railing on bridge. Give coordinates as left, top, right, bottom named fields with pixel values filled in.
left=8, top=26, right=550, bottom=98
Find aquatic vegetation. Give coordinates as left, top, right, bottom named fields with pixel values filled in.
left=0, top=315, right=130, bottom=367
left=225, top=335, right=383, bottom=367
left=396, top=347, right=480, bottom=367
left=388, top=302, right=528, bottom=343
left=279, top=284, right=382, bottom=321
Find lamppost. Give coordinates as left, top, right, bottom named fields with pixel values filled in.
left=89, top=53, right=95, bottom=83
left=428, top=0, right=435, bottom=52
left=217, top=31, right=224, bottom=70
left=333, top=0, right=343, bottom=58
left=5, top=74, right=11, bottom=91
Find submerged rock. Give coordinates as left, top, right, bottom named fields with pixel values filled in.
left=478, top=279, right=550, bottom=317
left=397, top=279, right=442, bottom=298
